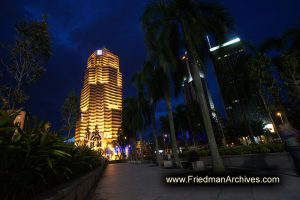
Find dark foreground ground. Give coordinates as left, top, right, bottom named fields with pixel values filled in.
left=90, top=163, right=300, bottom=200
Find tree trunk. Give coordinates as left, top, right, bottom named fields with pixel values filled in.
left=67, top=128, right=71, bottom=138
left=131, top=138, right=137, bottom=161
left=217, top=120, right=227, bottom=146
left=139, top=132, right=144, bottom=161
left=181, top=128, right=188, bottom=147
left=164, top=89, right=182, bottom=168
left=243, top=101, right=256, bottom=144
left=189, top=65, right=225, bottom=173
left=182, top=21, right=224, bottom=173
left=191, top=129, right=198, bottom=147
left=193, top=135, right=197, bottom=147
left=259, top=94, right=282, bottom=142
left=150, top=101, right=162, bottom=165
left=185, top=130, right=189, bottom=147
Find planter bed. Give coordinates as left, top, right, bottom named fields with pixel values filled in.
left=35, top=160, right=107, bottom=200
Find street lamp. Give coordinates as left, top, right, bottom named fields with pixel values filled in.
left=276, top=112, right=284, bottom=124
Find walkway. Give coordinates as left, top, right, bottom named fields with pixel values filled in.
left=91, top=163, right=300, bottom=200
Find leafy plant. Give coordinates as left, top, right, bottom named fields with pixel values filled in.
left=179, top=143, right=285, bottom=158
left=0, top=110, right=103, bottom=200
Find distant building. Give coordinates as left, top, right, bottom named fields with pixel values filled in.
left=209, top=38, right=245, bottom=124
left=182, top=53, right=216, bottom=116
left=209, top=38, right=267, bottom=125
left=75, top=48, right=122, bottom=160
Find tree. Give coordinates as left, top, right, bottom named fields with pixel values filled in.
left=141, top=61, right=166, bottom=165
left=247, top=52, right=282, bottom=141
left=142, top=0, right=232, bottom=173
left=1, top=16, right=51, bottom=109
left=258, top=22, right=300, bottom=129
left=61, top=90, right=80, bottom=138
left=115, top=128, right=129, bottom=159
left=132, top=71, right=152, bottom=161
left=145, top=62, right=183, bottom=168
left=186, top=101, right=203, bottom=146
left=159, top=115, right=171, bottom=152
left=122, top=97, right=145, bottom=161
left=173, top=105, right=190, bottom=146
left=279, top=50, right=300, bottom=107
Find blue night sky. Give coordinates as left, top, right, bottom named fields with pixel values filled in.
left=0, top=0, right=299, bottom=136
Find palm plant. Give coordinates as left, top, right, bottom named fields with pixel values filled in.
left=132, top=71, right=152, bottom=160
left=186, top=101, right=203, bottom=146
left=142, top=0, right=233, bottom=172
left=122, top=97, right=146, bottom=160
left=145, top=62, right=183, bottom=167
left=173, top=105, right=190, bottom=146
left=141, top=61, right=168, bottom=165
left=160, top=115, right=171, bottom=151
left=115, top=128, right=129, bottom=160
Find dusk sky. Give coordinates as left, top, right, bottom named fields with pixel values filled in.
left=0, top=0, right=299, bottom=135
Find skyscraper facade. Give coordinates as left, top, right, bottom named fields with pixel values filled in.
left=182, top=54, right=215, bottom=115
left=75, top=48, right=122, bottom=159
left=210, top=38, right=268, bottom=129
left=209, top=38, right=245, bottom=124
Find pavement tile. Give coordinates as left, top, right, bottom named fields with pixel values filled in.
left=91, top=163, right=300, bottom=200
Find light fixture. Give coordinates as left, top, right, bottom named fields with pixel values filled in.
left=210, top=38, right=241, bottom=52
left=276, top=112, right=281, bottom=116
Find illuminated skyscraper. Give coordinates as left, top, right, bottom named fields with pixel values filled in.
left=209, top=38, right=245, bottom=123
left=210, top=38, right=268, bottom=128
left=75, top=48, right=122, bottom=159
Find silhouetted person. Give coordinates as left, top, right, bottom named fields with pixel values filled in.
left=278, top=124, right=300, bottom=176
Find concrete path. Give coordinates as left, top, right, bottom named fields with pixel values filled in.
left=91, top=163, right=300, bottom=200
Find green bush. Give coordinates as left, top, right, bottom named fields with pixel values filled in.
left=144, top=155, right=154, bottom=160
left=180, top=143, right=285, bottom=159
left=0, top=110, right=104, bottom=200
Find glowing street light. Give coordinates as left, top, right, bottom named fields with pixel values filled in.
left=276, top=112, right=281, bottom=116
left=276, top=112, right=284, bottom=123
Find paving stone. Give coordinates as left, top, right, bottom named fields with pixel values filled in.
left=91, top=163, right=300, bottom=200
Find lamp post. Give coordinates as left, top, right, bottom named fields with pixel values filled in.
left=163, top=133, right=168, bottom=155
left=275, top=112, right=283, bottom=143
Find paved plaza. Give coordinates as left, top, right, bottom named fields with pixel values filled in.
left=91, top=163, right=300, bottom=200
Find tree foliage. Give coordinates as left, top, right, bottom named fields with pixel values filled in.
left=1, top=16, right=51, bottom=108
left=61, top=90, right=80, bottom=137
left=0, top=110, right=103, bottom=200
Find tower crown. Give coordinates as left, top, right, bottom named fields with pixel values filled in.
left=87, top=48, right=119, bottom=69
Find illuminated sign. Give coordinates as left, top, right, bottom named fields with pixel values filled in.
left=97, top=50, right=103, bottom=55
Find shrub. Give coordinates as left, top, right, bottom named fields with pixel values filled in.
left=144, top=155, right=154, bottom=160
left=187, top=150, right=200, bottom=163
left=180, top=143, right=285, bottom=160
left=0, top=110, right=103, bottom=200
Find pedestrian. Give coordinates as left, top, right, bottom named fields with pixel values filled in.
left=278, top=123, right=300, bottom=176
